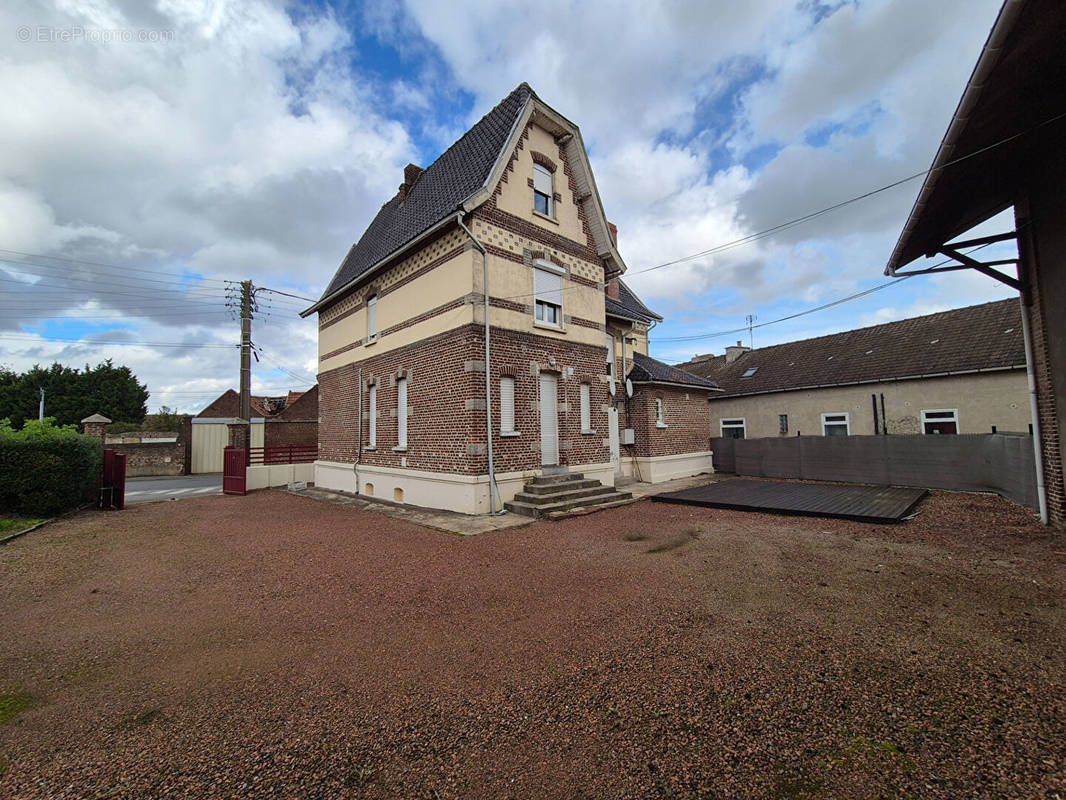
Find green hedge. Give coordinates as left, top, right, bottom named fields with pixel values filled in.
left=0, top=419, right=103, bottom=517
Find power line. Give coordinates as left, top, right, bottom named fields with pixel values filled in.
left=259, top=286, right=316, bottom=303
left=0, top=248, right=231, bottom=284
left=0, top=333, right=235, bottom=348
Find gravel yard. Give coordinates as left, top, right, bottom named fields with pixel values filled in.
left=0, top=489, right=1063, bottom=798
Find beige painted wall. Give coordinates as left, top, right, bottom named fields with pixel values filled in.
left=709, top=370, right=1031, bottom=438
left=495, top=122, right=586, bottom=244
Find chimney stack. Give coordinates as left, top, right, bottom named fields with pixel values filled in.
left=607, top=221, right=618, bottom=247
left=606, top=276, right=620, bottom=299
left=398, top=163, right=423, bottom=202
left=725, top=340, right=751, bottom=363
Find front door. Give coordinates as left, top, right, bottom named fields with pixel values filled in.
left=608, top=406, right=620, bottom=476
left=539, top=372, right=559, bottom=467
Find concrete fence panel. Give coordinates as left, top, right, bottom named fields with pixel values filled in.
left=712, top=434, right=1037, bottom=510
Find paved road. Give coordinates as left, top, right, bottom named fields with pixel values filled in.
left=125, top=475, right=222, bottom=505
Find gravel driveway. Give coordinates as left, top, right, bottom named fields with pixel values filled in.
left=0, top=489, right=1062, bottom=798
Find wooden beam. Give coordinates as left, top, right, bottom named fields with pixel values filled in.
left=938, top=247, right=1023, bottom=291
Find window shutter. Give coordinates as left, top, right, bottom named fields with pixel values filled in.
left=580, top=383, right=591, bottom=431
left=368, top=385, right=377, bottom=447
left=367, top=295, right=377, bottom=340
left=500, top=376, right=515, bottom=432
left=534, top=164, right=553, bottom=195
left=397, top=378, right=408, bottom=448
left=534, top=267, right=563, bottom=305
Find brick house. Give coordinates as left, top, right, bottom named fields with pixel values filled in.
left=677, top=300, right=1031, bottom=440
left=883, top=0, right=1065, bottom=527
left=302, top=83, right=720, bottom=514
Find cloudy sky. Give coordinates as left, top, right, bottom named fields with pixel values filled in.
left=1, top=0, right=1016, bottom=413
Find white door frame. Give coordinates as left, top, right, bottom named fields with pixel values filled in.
left=539, top=372, right=559, bottom=467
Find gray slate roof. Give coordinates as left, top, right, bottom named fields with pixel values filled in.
left=675, top=299, right=1025, bottom=397
left=628, top=352, right=720, bottom=389
left=318, top=84, right=534, bottom=303
left=606, top=279, right=662, bottom=323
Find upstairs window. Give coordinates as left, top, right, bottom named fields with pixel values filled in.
left=533, top=163, right=553, bottom=216
left=533, top=262, right=563, bottom=328
left=821, top=412, right=850, bottom=436
left=366, top=294, right=378, bottom=342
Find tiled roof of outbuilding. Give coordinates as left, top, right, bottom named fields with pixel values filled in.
left=318, top=84, right=534, bottom=303
left=628, top=352, right=721, bottom=389
left=606, top=279, right=662, bottom=323
left=674, top=299, right=1025, bottom=397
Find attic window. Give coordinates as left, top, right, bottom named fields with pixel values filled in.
left=533, top=163, right=554, bottom=217
left=741, top=367, right=758, bottom=378
left=827, top=356, right=834, bottom=360
left=865, top=350, right=874, bottom=355
left=1003, top=328, right=1014, bottom=333
left=930, top=339, right=939, bottom=344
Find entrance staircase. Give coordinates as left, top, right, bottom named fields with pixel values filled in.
left=504, top=472, right=633, bottom=518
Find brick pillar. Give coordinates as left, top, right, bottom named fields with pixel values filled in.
left=81, top=413, right=111, bottom=443
left=227, top=419, right=250, bottom=449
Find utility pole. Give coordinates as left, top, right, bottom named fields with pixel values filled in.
left=239, top=279, right=252, bottom=422
left=38, top=387, right=44, bottom=421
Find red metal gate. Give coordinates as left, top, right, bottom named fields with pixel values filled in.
left=223, top=446, right=247, bottom=496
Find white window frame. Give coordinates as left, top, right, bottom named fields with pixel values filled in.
left=367, top=384, right=377, bottom=448
left=533, top=163, right=553, bottom=217
left=778, top=414, right=788, bottom=434
left=720, top=418, right=746, bottom=439
left=921, top=408, right=959, bottom=435
left=533, top=260, right=564, bottom=329
left=655, top=397, right=667, bottom=428
left=821, top=412, right=850, bottom=436
left=395, top=378, right=408, bottom=450
left=366, top=294, right=378, bottom=343
left=580, top=382, right=592, bottom=433
left=500, top=376, right=517, bottom=435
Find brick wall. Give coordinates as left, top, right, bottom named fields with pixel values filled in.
left=109, top=441, right=185, bottom=477
left=318, top=322, right=614, bottom=475
left=627, top=385, right=712, bottom=459
left=264, top=421, right=318, bottom=448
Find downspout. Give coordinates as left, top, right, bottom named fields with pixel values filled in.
left=355, top=367, right=362, bottom=493
left=1019, top=295, right=1049, bottom=524
left=455, top=212, right=500, bottom=515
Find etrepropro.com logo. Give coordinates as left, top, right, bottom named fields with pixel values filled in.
left=16, top=25, right=176, bottom=43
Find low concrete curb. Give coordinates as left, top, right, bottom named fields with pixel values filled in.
left=0, top=518, right=56, bottom=545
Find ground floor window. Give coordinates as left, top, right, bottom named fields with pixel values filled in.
left=921, top=408, right=958, bottom=435
left=821, top=412, right=850, bottom=436
left=580, top=382, right=592, bottom=431
left=720, top=418, right=746, bottom=439
left=778, top=414, right=788, bottom=434
left=500, top=376, right=516, bottom=434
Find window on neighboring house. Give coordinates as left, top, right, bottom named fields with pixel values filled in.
left=533, top=163, right=553, bottom=216
left=368, top=384, right=377, bottom=447
left=742, top=367, right=758, bottom=378
left=779, top=414, right=788, bottom=434
left=580, top=382, right=592, bottom=432
left=366, top=294, right=378, bottom=342
left=655, top=398, right=666, bottom=427
left=396, top=378, right=408, bottom=449
left=721, top=418, right=746, bottom=439
left=500, top=376, right=516, bottom=434
left=821, top=412, right=850, bottom=436
left=533, top=261, right=563, bottom=328
left=922, top=408, right=958, bottom=435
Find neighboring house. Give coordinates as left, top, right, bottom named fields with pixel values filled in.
left=675, top=300, right=1031, bottom=440
left=191, top=386, right=318, bottom=473
left=883, top=0, right=1065, bottom=528
left=302, top=83, right=719, bottom=514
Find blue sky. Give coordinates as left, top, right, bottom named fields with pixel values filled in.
left=0, top=0, right=1016, bottom=411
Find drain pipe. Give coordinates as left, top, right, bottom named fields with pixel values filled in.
left=456, top=212, right=500, bottom=515
left=1019, top=295, right=1049, bottom=524
left=355, top=367, right=362, bottom=494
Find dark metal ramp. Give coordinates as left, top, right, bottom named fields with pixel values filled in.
left=652, top=479, right=927, bottom=523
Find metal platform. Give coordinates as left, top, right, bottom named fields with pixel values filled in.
left=652, top=479, right=927, bottom=523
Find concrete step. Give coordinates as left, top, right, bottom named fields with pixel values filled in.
left=529, top=472, right=585, bottom=486
left=513, top=484, right=614, bottom=505
left=521, top=479, right=602, bottom=496
left=546, top=496, right=641, bottom=519
left=505, top=489, right=633, bottom=518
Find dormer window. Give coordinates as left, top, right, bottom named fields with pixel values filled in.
left=533, top=163, right=553, bottom=216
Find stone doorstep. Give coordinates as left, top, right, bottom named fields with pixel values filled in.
left=522, top=478, right=602, bottom=495
left=529, top=472, right=586, bottom=486
left=546, top=496, right=643, bottom=521
left=513, top=484, right=611, bottom=504
left=504, top=489, right=633, bottom=518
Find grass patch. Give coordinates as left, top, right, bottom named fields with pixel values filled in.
left=0, top=517, right=42, bottom=536
left=0, top=692, right=33, bottom=724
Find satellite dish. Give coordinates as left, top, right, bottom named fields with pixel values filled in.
left=625, top=379, right=633, bottom=398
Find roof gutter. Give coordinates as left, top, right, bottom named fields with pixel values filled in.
left=885, top=0, right=1025, bottom=276
left=631, top=379, right=723, bottom=392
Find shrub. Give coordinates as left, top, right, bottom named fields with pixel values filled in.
left=0, top=418, right=103, bottom=516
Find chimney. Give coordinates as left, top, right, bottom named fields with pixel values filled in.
left=607, top=221, right=618, bottom=247
left=398, top=163, right=423, bottom=202
left=606, top=277, right=620, bottom=299
left=725, top=340, right=750, bottom=363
